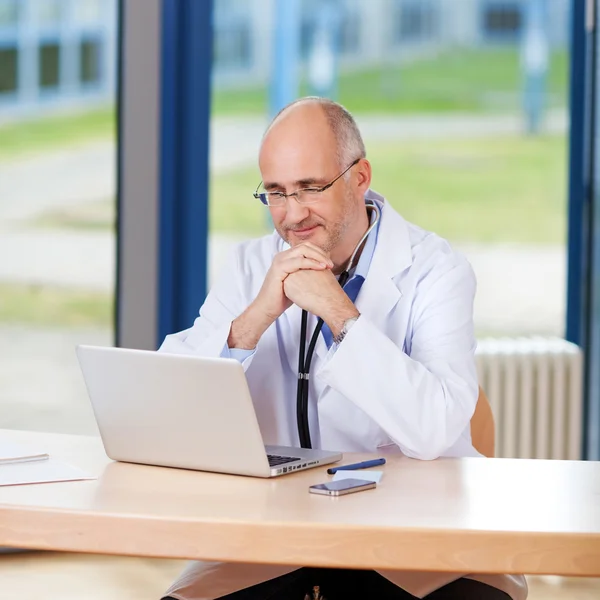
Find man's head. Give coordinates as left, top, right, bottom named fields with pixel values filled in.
left=258, top=97, right=372, bottom=267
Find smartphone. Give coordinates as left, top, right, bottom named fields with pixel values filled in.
left=308, top=478, right=376, bottom=496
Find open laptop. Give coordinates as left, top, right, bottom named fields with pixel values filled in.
left=75, top=345, right=342, bottom=478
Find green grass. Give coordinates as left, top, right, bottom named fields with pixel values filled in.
left=0, top=283, right=112, bottom=327
left=210, top=134, right=568, bottom=244
left=20, top=133, right=567, bottom=245
left=0, top=107, right=115, bottom=159
left=369, top=135, right=568, bottom=244
left=213, top=48, right=568, bottom=115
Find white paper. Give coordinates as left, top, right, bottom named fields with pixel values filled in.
left=0, top=458, right=96, bottom=487
left=332, top=470, right=383, bottom=483
left=0, top=440, right=48, bottom=464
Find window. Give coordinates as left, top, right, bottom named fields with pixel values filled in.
left=300, top=16, right=313, bottom=59
left=212, top=0, right=252, bottom=71
left=483, top=2, right=522, bottom=41
left=0, top=47, right=17, bottom=93
left=209, top=0, right=571, bottom=346
left=394, top=0, right=437, bottom=43
left=80, top=38, right=101, bottom=84
left=339, top=7, right=360, bottom=55
left=0, top=0, right=19, bottom=27
left=0, top=0, right=117, bottom=439
left=213, top=17, right=251, bottom=70
left=39, top=42, right=60, bottom=89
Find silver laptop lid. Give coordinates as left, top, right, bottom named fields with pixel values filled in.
left=76, top=345, right=273, bottom=477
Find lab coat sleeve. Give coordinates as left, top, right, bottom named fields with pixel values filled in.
left=318, top=255, right=478, bottom=460
left=158, top=247, right=256, bottom=370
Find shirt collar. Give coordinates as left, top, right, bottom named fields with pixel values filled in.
left=347, top=201, right=380, bottom=281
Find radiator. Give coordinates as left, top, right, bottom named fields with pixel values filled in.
left=475, top=337, right=583, bottom=460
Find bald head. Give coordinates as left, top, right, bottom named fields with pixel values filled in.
left=261, top=97, right=366, bottom=169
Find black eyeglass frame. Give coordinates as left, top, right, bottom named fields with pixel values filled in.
left=253, top=158, right=361, bottom=206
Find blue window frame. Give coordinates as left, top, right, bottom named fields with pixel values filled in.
left=567, top=0, right=600, bottom=459
left=158, top=0, right=213, bottom=343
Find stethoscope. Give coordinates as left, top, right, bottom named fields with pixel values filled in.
left=296, top=202, right=381, bottom=448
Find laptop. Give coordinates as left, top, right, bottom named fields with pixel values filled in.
left=75, top=345, right=342, bottom=478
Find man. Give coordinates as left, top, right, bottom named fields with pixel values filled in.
left=160, top=98, right=527, bottom=600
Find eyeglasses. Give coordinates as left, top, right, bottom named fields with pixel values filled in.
left=253, top=158, right=360, bottom=207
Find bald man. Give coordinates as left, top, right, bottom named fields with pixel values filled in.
left=159, top=98, right=527, bottom=600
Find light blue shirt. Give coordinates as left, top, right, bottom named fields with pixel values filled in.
left=223, top=202, right=380, bottom=362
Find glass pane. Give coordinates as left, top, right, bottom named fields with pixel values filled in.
left=0, top=47, right=17, bottom=93
left=394, top=0, right=437, bottom=42
left=80, top=38, right=101, bottom=84
left=210, top=0, right=570, bottom=341
left=586, top=0, right=600, bottom=460
left=0, top=0, right=118, bottom=434
left=39, top=42, right=60, bottom=89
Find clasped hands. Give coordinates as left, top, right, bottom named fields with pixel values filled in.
left=257, top=242, right=359, bottom=334
left=228, top=242, right=360, bottom=350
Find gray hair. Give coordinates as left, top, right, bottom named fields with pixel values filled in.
left=265, top=97, right=366, bottom=172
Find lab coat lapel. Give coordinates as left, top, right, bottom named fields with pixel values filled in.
left=315, top=197, right=413, bottom=360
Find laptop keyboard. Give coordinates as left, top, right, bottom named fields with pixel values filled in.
left=267, top=454, right=301, bottom=467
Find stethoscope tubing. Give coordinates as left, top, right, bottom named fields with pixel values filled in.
left=296, top=203, right=381, bottom=448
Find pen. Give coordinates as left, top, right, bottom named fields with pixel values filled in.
left=327, top=458, right=386, bottom=474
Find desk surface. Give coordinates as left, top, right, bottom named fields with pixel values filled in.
left=0, top=429, right=599, bottom=576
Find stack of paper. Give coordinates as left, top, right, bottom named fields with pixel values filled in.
left=0, top=439, right=95, bottom=487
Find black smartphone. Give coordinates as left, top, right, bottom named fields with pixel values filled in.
left=308, top=478, right=376, bottom=496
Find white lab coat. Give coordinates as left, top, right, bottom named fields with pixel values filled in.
left=159, top=191, right=527, bottom=600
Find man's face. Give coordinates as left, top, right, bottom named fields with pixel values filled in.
left=263, top=162, right=358, bottom=255
left=258, top=106, right=361, bottom=256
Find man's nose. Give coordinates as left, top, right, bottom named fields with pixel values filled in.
left=284, top=195, right=311, bottom=223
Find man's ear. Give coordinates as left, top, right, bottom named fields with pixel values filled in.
left=355, top=158, right=372, bottom=193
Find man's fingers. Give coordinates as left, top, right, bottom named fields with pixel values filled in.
left=296, top=242, right=331, bottom=260
left=281, top=257, right=329, bottom=275
left=285, top=245, right=333, bottom=267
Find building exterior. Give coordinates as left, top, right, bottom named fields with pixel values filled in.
left=0, top=0, right=118, bottom=119
left=213, top=0, right=570, bottom=88
left=0, top=0, right=569, bottom=117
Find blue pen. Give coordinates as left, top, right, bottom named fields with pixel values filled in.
left=327, top=458, right=386, bottom=474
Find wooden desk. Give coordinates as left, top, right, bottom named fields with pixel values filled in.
left=0, top=429, right=599, bottom=577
